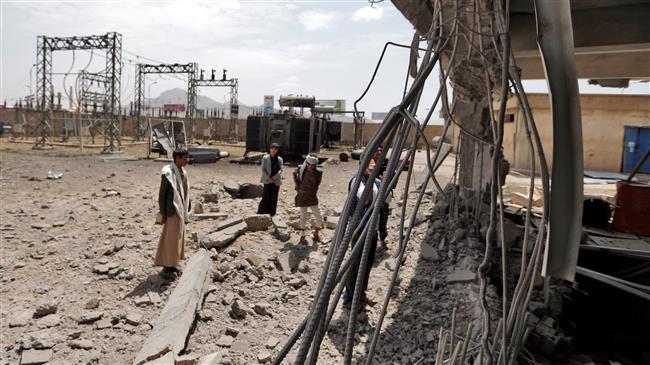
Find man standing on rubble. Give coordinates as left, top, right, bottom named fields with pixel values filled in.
left=257, top=143, right=283, bottom=216
left=343, top=166, right=381, bottom=308
left=293, top=155, right=324, bottom=242
left=155, top=148, right=191, bottom=280
left=370, top=146, right=390, bottom=249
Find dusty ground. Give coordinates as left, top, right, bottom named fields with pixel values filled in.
left=0, top=137, right=623, bottom=365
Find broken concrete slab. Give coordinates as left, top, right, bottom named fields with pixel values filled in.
left=78, top=311, right=103, bottom=324
left=201, top=222, right=247, bottom=249
left=447, top=270, right=477, bottom=284
left=244, top=214, right=272, bottom=231
left=257, top=350, right=272, bottom=363
left=215, top=217, right=245, bottom=232
left=133, top=249, right=212, bottom=365
left=275, top=251, right=296, bottom=273
left=265, top=337, right=280, bottom=349
left=20, top=349, right=53, bottom=365
left=193, top=213, right=228, bottom=221
left=196, top=351, right=227, bottom=365
left=325, top=216, right=339, bottom=230
left=95, top=319, right=112, bottom=330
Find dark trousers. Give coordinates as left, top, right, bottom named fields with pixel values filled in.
left=378, top=202, right=389, bottom=241
left=344, top=230, right=378, bottom=303
left=257, top=183, right=280, bottom=216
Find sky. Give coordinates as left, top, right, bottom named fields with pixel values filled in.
left=1, top=0, right=648, bottom=123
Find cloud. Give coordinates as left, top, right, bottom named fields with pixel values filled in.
left=275, top=76, right=301, bottom=93
left=298, top=10, right=334, bottom=31
left=352, top=6, right=384, bottom=22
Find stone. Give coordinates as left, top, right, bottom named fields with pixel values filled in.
left=257, top=350, right=272, bottom=363
left=24, top=329, right=62, bottom=349
left=78, top=311, right=103, bottom=324
left=230, top=300, right=249, bottom=319
left=452, top=228, right=466, bottom=242
left=31, top=223, right=51, bottom=230
left=246, top=254, right=265, bottom=267
left=325, top=216, right=339, bottom=230
left=36, top=314, right=60, bottom=328
left=216, top=335, right=234, bottom=347
left=20, top=349, right=53, bottom=365
left=9, top=311, right=32, bottom=327
left=272, top=215, right=288, bottom=229
left=274, top=228, right=291, bottom=242
left=238, top=183, right=263, bottom=199
left=94, top=318, right=112, bottom=330
left=225, top=327, right=240, bottom=337
left=194, top=201, right=205, bottom=214
left=333, top=206, right=343, bottom=217
left=134, top=295, right=152, bottom=306
left=420, top=243, right=439, bottom=262
left=253, top=302, right=272, bottom=317
left=33, top=301, right=58, bottom=318
left=84, top=298, right=100, bottom=309
left=125, top=312, right=143, bottom=326
left=275, top=251, right=296, bottom=273
left=93, top=264, right=110, bottom=274
left=69, top=339, right=94, bottom=350
left=287, top=277, right=306, bottom=289
left=224, top=180, right=241, bottom=197
left=244, top=214, right=273, bottom=231
left=447, top=270, right=477, bottom=284
left=265, top=336, right=280, bottom=349
left=202, top=188, right=220, bottom=203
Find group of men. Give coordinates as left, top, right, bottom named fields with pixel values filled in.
left=154, top=145, right=391, bottom=308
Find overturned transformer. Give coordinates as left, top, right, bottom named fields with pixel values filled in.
left=245, top=95, right=342, bottom=160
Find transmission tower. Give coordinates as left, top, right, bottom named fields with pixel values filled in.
left=133, top=63, right=197, bottom=143
left=193, top=68, right=239, bottom=142
left=35, top=32, right=122, bottom=152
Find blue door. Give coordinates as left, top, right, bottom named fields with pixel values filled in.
left=623, top=126, right=650, bottom=173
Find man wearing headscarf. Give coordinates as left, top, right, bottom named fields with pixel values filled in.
left=293, top=155, right=323, bottom=242
left=155, top=148, right=191, bottom=280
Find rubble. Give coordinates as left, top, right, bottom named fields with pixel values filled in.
left=244, top=214, right=272, bottom=231
left=69, top=339, right=94, bottom=350
left=20, top=349, right=53, bottom=365
left=33, top=301, right=58, bottom=318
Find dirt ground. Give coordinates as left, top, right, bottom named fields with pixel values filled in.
left=0, top=137, right=620, bottom=365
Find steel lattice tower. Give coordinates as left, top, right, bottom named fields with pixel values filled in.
left=34, top=32, right=122, bottom=152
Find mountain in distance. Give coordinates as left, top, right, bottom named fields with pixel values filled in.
left=148, top=88, right=260, bottom=118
